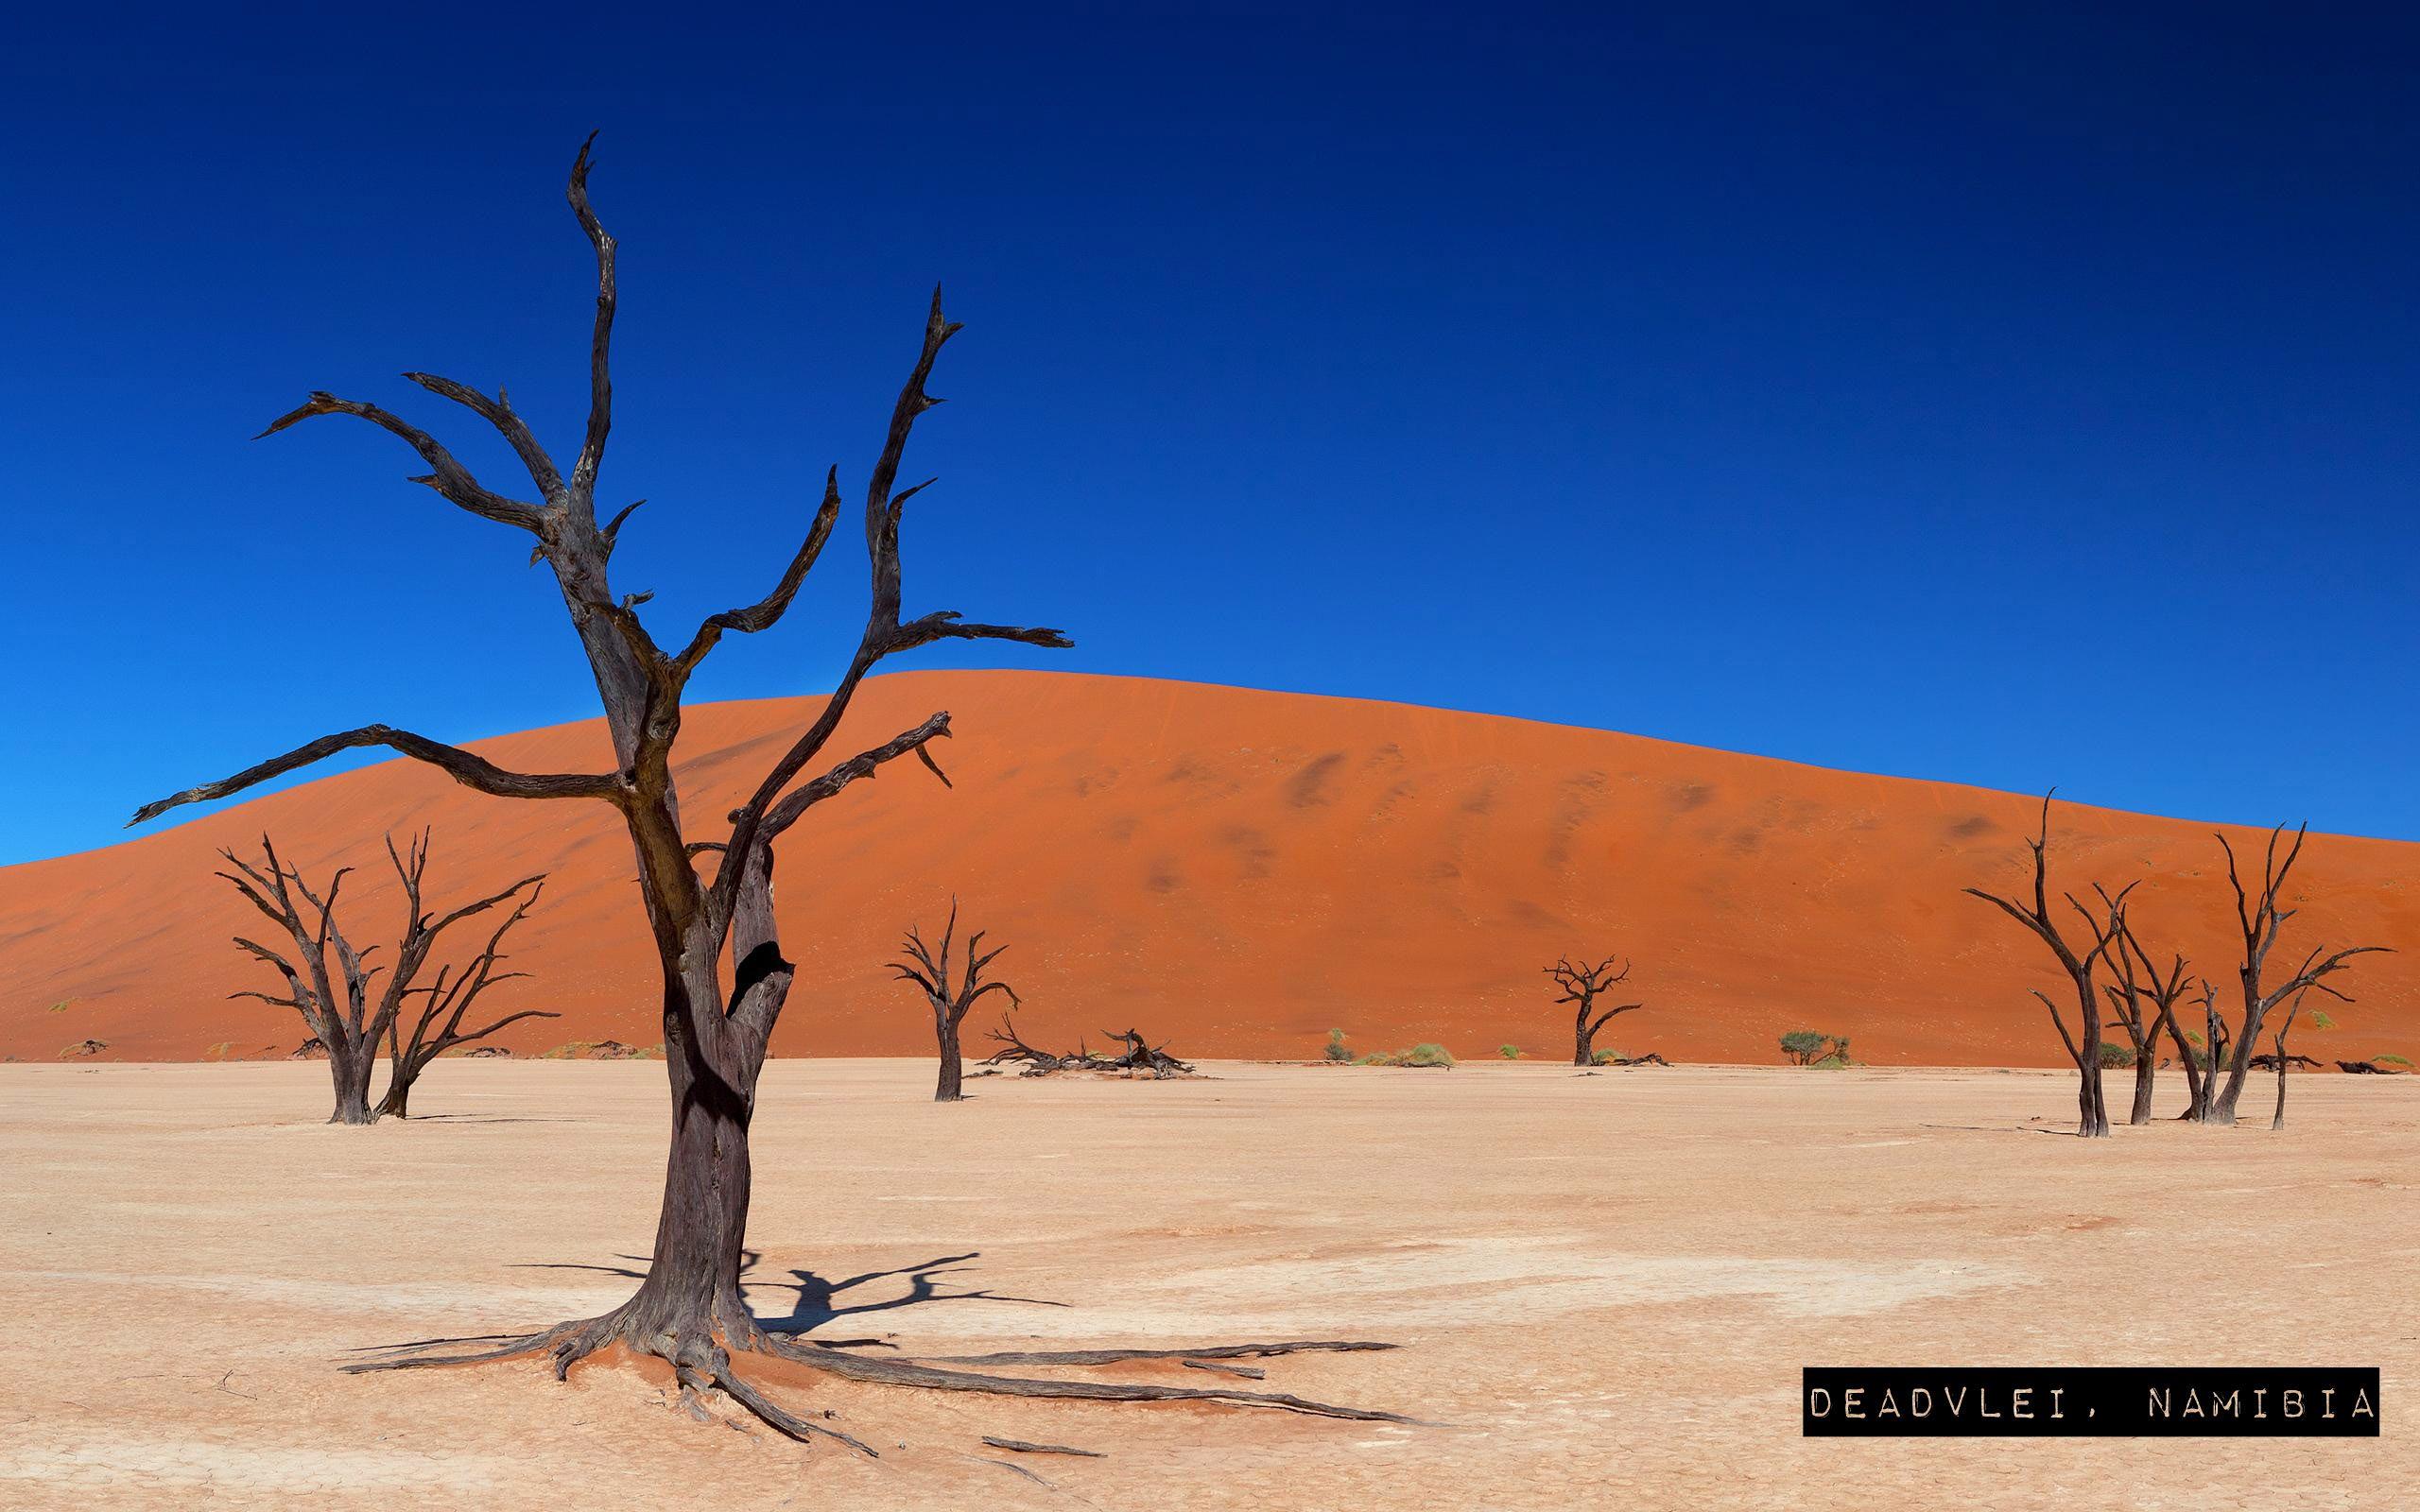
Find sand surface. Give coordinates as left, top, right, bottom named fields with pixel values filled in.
left=3, top=670, right=2415, bottom=1069
left=0, top=1058, right=2410, bottom=1509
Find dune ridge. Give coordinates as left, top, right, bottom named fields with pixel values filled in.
left=2, top=669, right=2412, bottom=1066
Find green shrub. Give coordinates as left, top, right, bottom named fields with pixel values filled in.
left=2378, top=1053, right=2413, bottom=1068
left=2308, top=1009, right=2336, bottom=1031
left=1809, top=1054, right=1849, bottom=1070
left=1593, top=1047, right=1622, bottom=1065
left=1781, top=1030, right=1850, bottom=1067
left=1497, top=1043, right=1522, bottom=1059
left=2097, top=1040, right=2137, bottom=1070
left=1403, top=1042, right=1454, bottom=1068
left=1322, top=1028, right=1353, bottom=1062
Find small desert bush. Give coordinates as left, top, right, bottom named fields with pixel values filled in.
left=1322, top=1028, right=1353, bottom=1062
left=1403, top=1042, right=1454, bottom=1068
left=2377, top=1053, right=2413, bottom=1068
left=2308, top=1009, right=2336, bottom=1031
left=2097, top=1040, right=2137, bottom=1070
left=1498, top=1043, right=1522, bottom=1059
left=1781, top=1031, right=1850, bottom=1067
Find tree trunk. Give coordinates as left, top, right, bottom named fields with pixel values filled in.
left=2208, top=1036, right=2255, bottom=1125
left=2128, top=1052, right=2155, bottom=1125
left=2073, top=978, right=2109, bottom=1138
left=328, top=1039, right=378, bottom=1125
left=620, top=1039, right=759, bottom=1346
left=935, top=1008, right=964, bottom=1101
left=377, top=1065, right=416, bottom=1119
left=1572, top=1025, right=1595, bottom=1067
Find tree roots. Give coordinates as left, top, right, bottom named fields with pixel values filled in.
left=343, top=1306, right=1408, bottom=1452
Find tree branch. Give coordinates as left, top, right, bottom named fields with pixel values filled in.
left=401, top=372, right=568, bottom=506
left=130, top=727, right=618, bottom=827
left=567, top=131, right=614, bottom=509
left=761, top=713, right=955, bottom=841
left=673, top=469, right=843, bottom=678
left=256, top=392, right=545, bottom=532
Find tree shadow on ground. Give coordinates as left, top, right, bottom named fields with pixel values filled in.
left=514, top=1249, right=1068, bottom=1344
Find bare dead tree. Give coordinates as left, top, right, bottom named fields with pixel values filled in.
left=1544, top=955, right=1642, bottom=1066
left=137, top=139, right=1395, bottom=1439
left=1962, top=792, right=2134, bottom=1138
left=888, top=902, right=1017, bottom=1102
left=2103, top=920, right=2196, bottom=1125
left=1096, top=1027, right=1194, bottom=1076
left=980, top=1013, right=1077, bottom=1074
left=979, top=1019, right=1194, bottom=1077
left=2204, top=824, right=2390, bottom=1125
left=2270, top=990, right=2311, bottom=1130
left=378, top=873, right=556, bottom=1118
left=219, top=833, right=544, bottom=1124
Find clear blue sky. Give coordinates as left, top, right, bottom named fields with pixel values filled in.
left=4, top=3, right=2414, bottom=864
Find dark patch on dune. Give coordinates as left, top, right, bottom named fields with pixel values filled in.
left=1546, top=770, right=1609, bottom=867
left=1945, top=815, right=1996, bottom=839
left=1219, top=824, right=1276, bottom=879
left=1366, top=779, right=1418, bottom=823
left=1146, top=859, right=1183, bottom=893
left=1504, top=898, right=1574, bottom=931
left=1102, top=815, right=1138, bottom=843
left=1460, top=782, right=1498, bottom=816
left=1668, top=781, right=1715, bottom=813
left=1726, top=827, right=1763, bottom=857
left=1365, top=742, right=1405, bottom=767
left=1285, top=752, right=1346, bottom=808
left=1164, top=756, right=1210, bottom=783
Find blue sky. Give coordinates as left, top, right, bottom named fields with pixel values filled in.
left=3, top=3, right=2414, bottom=863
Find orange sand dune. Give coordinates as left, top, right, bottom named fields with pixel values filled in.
left=2, top=669, right=2412, bottom=1067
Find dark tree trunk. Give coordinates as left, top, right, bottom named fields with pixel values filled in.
left=936, top=1008, right=965, bottom=1102
left=378, top=1074, right=412, bottom=1120
left=2074, top=975, right=2109, bottom=1139
left=2128, top=1050, right=2155, bottom=1125
left=325, top=1039, right=377, bottom=1125
left=1572, top=1022, right=1597, bottom=1068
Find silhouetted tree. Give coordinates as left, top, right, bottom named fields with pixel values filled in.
left=137, top=139, right=1393, bottom=1440
left=1545, top=955, right=1642, bottom=1066
left=888, top=902, right=1017, bottom=1102
left=2204, top=824, right=2388, bottom=1125
left=1963, top=793, right=2133, bottom=1138
left=378, top=872, right=554, bottom=1118
left=2103, top=920, right=2196, bottom=1125
left=219, top=833, right=544, bottom=1124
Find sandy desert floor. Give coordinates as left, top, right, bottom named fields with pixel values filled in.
left=0, top=1059, right=2411, bottom=1510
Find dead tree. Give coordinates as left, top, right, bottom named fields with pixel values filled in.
left=135, top=140, right=1393, bottom=1439
left=981, top=1014, right=1077, bottom=1074
left=1098, top=1027, right=1194, bottom=1076
left=888, top=902, right=1017, bottom=1102
left=2270, top=991, right=2311, bottom=1130
left=2103, top=920, right=2196, bottom=1125
left=1963, top=792, right=2133, bottom=1138
left=219, top=833, right=543, bottom=1124
left=378, top=874, right=555, bottom=1118
left=980, top=1019, right=1194, bottom=1077
left=2203, top=824, right=2389, bottom=1125
left=1545, top=955, right=1643, bottom=1066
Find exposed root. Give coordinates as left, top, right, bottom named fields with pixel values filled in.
left=341, top=1305, right=1411, bottom=1447
left=764, top=1333, right=1418, bottom=1421
left=983, top=1435, right=1106, bottom=1457
left=1182, top=1359, right=1266, bottom=1379
left=924, top=1341, right=1391, bottom=1366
